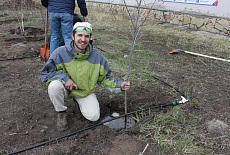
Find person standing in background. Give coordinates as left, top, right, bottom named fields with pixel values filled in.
left=47, top=0, right=88, bottom=55
left=58, top=13, right=84, bottom=47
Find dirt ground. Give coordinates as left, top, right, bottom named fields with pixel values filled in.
left=0, top=30, right=167, bottom=154
left=0, top=0, right=229, bottom=155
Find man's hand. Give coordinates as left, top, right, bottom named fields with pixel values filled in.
left=83, top=16, right=88, bottom=22
left=120, top=81, right=130, bottom=91
left=64, top=79, right=78, bottom=90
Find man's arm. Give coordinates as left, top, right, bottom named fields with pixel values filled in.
left=76, top=0, right=88, bottom=21
left=97, top=59, right=124, bottom=93
left=40, top=59, right=70, bottom=83
left=41, top=0, right=48, bottom=7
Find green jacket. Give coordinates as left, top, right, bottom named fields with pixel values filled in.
left=40, top=41, right=123, bottom=97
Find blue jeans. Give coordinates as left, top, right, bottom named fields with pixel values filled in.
left=49, top=12, right=73, bottom=54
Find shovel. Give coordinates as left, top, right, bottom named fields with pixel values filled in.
left=168, top=49, right=230, bottom=63
left=40, top=9, right=49, bottom=61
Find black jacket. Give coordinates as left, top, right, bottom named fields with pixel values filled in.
left=41, top=0, right=48, bottom=7
left=41, top=0, right=88, bottom=16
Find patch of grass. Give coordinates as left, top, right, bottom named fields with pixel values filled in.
left=0, top=150, right=7, bottom=154
left=89, top=10, right=230, bottom=154
left=142, top=23, right=230, bottom=58
left=138, top=106, right=209, bottom=154
left=134, top=109, right=147, bottom=122
left=0, top=31, right=11, bottom=37
left=190, top=98, right=202, bottom=109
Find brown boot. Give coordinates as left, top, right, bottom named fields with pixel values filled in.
left=56, top=111, right=68, bottom=131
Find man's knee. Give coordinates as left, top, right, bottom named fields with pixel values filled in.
left=83, top=112, right=100, bottom=122
left=48, top=80, right=64, bottom=93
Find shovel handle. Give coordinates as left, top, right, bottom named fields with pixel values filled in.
left=45, top=9, right=49, bottom=45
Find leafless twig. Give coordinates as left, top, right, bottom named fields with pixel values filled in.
left=121, top=0, right=157, bottom=124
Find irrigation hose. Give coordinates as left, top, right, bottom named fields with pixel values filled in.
left=6, top=77, right=189, bottom=155
left=153, top=75, right=189, bottom=99
left=0, top=55, right=38, bottom=61
left=6, top=100, right=187, bottom=155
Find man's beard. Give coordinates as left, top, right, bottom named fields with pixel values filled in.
left=74, top=41, right=87, bottom=53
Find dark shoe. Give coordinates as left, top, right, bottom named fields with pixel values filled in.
left=57, top=111, right=68, bottom=131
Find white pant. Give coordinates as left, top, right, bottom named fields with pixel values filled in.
left=48, top=80, right=100, bottom=121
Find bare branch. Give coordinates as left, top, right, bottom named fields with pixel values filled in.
left=120, top=0, right=164, bottom=124
left=121, top=0, right=135, bottom=28
left=137, top=0, right=158, bottom=28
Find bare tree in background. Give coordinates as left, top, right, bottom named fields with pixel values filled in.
left=107, top=0, right=164, bottom=122
left=2, top=0, right=37, bottom=35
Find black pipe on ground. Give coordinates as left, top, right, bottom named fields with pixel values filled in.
left=6, top=76, right=190, bottom=155
left=153, top=75, right=188, bottom=98
left=7, top=101, right=187, bottom=155
left=0, top=55, right=38, bottom=61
